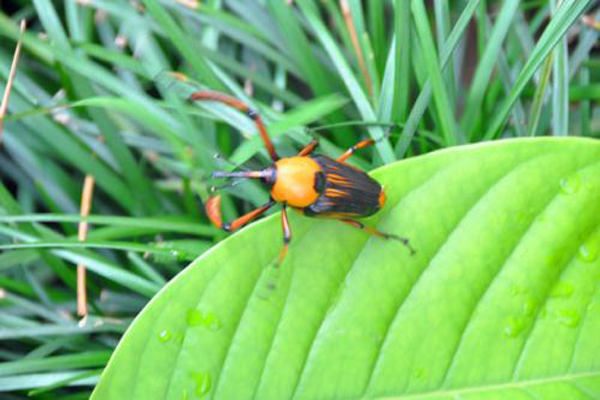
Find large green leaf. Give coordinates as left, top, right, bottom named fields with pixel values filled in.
left=92, top=138, right=600, bottom=399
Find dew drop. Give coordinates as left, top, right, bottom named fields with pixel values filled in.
left=550, top=281, right=575, bottom=298
left=556, top=309, right=580, bottom=328
left=509, top=285, right=525, bottom=296
left=523, top=298, right=537, bottom=316
left=582, top=181, right=595, bottom=192
left=176, top=332, right=185, bottom=345
left=158, top=329, right=172, bottom=343
left=559, top=175, right=580, bottom=195
left=578, top=243, right=598, bottom=264
left=545, top=252, right=561, bottom=267
left=186, top=309, right=203, bottom=327
left=202, top=311, right=221, bottom=331
left=187, top=309, right=220, bottom=331
left=503, top=316, right=525, bottom=338
left=413, top=367, right=427, bottom=381
left=193, top=371, right=212, bottom=397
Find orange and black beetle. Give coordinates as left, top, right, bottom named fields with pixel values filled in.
left=191, top=91, right=414, bottom=265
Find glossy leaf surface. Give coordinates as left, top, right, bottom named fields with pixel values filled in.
left=93, top=138, right=600, bottom=399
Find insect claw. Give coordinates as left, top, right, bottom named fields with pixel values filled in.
left=387, top=233, right=416, bottom=255
left=406, top=241, right=417, bottom=256
left=404, top=240, right=417, bottom=256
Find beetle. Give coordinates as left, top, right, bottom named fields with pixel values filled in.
left=191, top=91, right=415, bottom=266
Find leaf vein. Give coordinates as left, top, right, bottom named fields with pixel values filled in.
left=512, top=164, right=600, bottom=380
left=567, top=224, right=600, bottom=373
left=440, top=160, right=599, bottom=387
left=361, top=158, right=528, bottom=396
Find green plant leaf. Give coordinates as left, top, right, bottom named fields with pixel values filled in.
left=94, top=137, right=600, bottom=399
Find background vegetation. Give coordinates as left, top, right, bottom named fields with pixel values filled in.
left=0, top=0, right=598, bottom=398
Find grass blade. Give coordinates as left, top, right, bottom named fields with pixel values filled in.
left=527, top=52, right=555, bottom=136
left=461, top=0, right=520, bottom=139
left=396, top=0, right=479, bottom=157
left=550, top=0, right=569, bottom=136
left=298, top=1, right=395, bottom=164
left=484, top=0, right=592, bottom=140
left=411, top=0, right=460, bottom=147
left=141, top=0, right=223, bottom=90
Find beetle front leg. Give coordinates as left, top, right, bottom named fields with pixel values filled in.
left=340, top=218, right=415, bottom=255
left=277, top=204, right=292, bottom=266
left=205, top=195, right=275, bottom=232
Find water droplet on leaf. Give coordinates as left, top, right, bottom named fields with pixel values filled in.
left=545, top=252, right=561, bottom=267
left=504, top=316, right=525, bottom=338
left=186, top=309, right=221, bottom=331
left=193, top=371, right=211, bottom=397
left=187, top=309, right=203, bottom=327
left=523, top=298, right=537, bottom=316
left=413, top=367, right=427, bottom=381
left=556, top=309, right=580, bottom=328
left=510, top=285, right=525, bottom=296
left=202, top=311, right=221, bottom=331
left=559, top=175, right=580, bottom=195
left=550, top=281, right=575, bottom=298
left=158, top=330, right=172, bottom=342
left=578, top=242, right=598, bottom=264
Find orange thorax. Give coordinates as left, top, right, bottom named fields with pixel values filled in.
left=270, top=156, right=321, bottom=208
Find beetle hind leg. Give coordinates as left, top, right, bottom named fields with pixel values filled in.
left=337, top=129, right=392, bottom=163
left=189, top=91, right=279, bottom=162
left=297, top=139, right=319, bottom=156
left=341, top=218, right=416, bottom=255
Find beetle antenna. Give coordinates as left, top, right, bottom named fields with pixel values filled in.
left=213, top=153, right=250, bottom=171
left=210, top=179, right=245, bottom=193
left=211, top=170, right=271, bottom=179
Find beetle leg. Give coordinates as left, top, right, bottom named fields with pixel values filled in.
left=336, top=129, right=392, bottom=163
left=277, top=204, right=292, bottom=267
left=340, top=218, right=415, bottom=255
left=205, top=195, right=275, bottom=232
left=189, top=91, right=279, bottom=162
left=337, top=138, right=376, bottom=163
left=297, top=139, right=319, bottom=156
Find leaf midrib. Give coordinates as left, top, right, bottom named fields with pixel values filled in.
left=370, top=370, right=599, bottom=400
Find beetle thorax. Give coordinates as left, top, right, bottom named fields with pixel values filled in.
left=270, top=156, right=321, bottom=208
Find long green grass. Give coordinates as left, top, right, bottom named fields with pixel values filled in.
left=0, top=1, right=597, bottom=397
